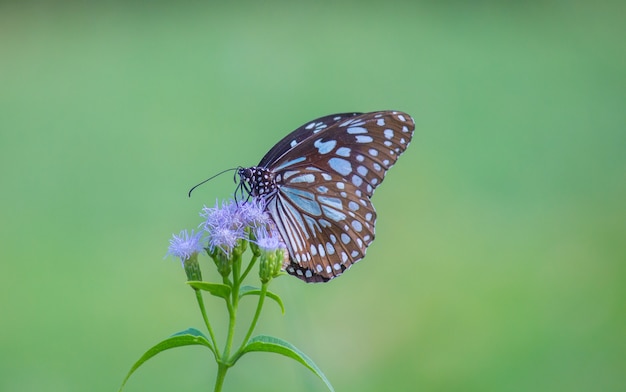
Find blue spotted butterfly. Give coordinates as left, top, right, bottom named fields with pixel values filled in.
left=238, top=111, right=415, bottom=282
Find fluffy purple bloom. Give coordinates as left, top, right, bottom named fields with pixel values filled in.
left=202, top=199, right=269, bottom=231
left=237, top=199, right=270, bottom=228
left=253, top=225, right=285, bottom=253
left=167, top=229, right=205, bottom=264
left=201, top=199, right=239, bottom=232
left=201, top=199, right=267, bottom=256
left=207, top=226, right=243, bottom=255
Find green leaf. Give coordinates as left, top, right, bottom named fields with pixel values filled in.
left=239, top=285, right=285, bottom=314
left=118, top=328, right=214, bottom=391
left=187, top=280, right=231, bottom=299
left=237, top=335, right=334, bottom=392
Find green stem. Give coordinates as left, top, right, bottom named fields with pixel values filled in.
left=194, top=289, right=219, bottom=359
left=237, top=281, right=269, bottom=354
left=222, top=253, right=242, bottom=361
left=214, top=363, right=228, bottom=392
left=239, top=254, right=258, bottom=283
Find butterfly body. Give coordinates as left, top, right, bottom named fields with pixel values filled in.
left=238, top=111, right=415, bottom=283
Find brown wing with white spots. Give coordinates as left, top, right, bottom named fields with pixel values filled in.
left=241, top=110, right=415, bottom=283
left=271, top=111, right=415, bottom=198
left=267, top=168, right=376, bottom=282
left=258, top=112, right=362, bottom=168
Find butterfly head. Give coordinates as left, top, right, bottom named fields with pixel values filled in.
left=237, top=166, right=277, bottom=199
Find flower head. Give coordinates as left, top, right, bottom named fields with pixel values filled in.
left=200, top=199, right=249, bottom=256
left=253, top=225, right=284, bottom=253
left=208, top=226, right=244, bottom=256
left=254, top=225, right=287, bottom=283
left=166, top=229, right=205, bottom=264
left=237, top=199, right=270, bottom=229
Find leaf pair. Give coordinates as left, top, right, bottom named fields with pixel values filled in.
left=119, top=329, right=334, bottom=392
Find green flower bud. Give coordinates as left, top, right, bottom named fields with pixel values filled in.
left=209, top=247, right=232, bottom=278
left=183, top=253, right=203, bottom=282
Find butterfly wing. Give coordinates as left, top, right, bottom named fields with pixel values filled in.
left=265, top=111, right=415, bottom=282
left=271, top=111, right=415, bottom=197
left=267, top=167, right=377, bottom=282
left=258, top=112, right=361, bottom=168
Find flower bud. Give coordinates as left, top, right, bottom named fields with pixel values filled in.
left=183, top=253, right=202, bottom=281
left=258, top=248, right=276, bottom=284
left=210, top=247, right=232, bottom=278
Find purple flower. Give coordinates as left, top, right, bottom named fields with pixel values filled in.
left=237, top=199, right=270, bottom=228
left=207, top=226, right=244, bottom=255
left=200, top=199, right=248, bottom=256
left=201, top=199, right=238, bottom=232
left=202, top=199, right=270, bottom=230
left=253, top=225, right=285, bottom=253
left=167, top=229, right=205, bottom=264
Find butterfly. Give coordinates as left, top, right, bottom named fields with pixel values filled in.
left=237, top=111, right=415, bottom=283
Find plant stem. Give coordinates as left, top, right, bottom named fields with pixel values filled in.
left=238, top=281, right=268, bottom=354
left=214, top=363, right=228, bottom=392
left=239, top=254, right=258, bottom=283
left=194, top=289, right=219, bottom=359
left=222, top=253, right=242, bottom=361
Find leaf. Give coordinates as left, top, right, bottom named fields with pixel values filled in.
left=118, top=328, right=214, bottom=391
left=187, top=281, right=231, bottom=299
left=237, top=335, right=334, bottom=392
left=239, top=285, right=285, bottom=314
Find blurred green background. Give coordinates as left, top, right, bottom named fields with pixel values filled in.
left=1, top=1, right=624, bottom=391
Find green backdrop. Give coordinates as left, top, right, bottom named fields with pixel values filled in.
left=1, top=2, right=624, bottom=391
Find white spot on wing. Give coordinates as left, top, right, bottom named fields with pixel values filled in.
left=356, top=135, right=373, bottom=143
left=314, top=138, right=337, bottom=154
left=318, top=196, right=343, bottom=210
left=328, top=157, right=352, bottom=176
left=336, top=147, right=351, bottom=157
left=274, top=156, right=306, bottom=171
left=347, top=127, right=367, bottom=134
left=318, top=244, right=326, bottom=257
left=290, top=173, right=315, bottom=183
left=326, top=242, right=335, bottom=255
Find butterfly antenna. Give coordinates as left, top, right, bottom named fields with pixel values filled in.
left=188, top=168, right=237, bottom=197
